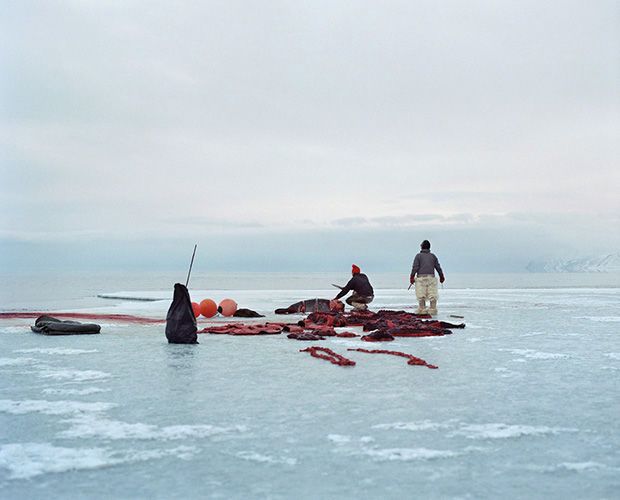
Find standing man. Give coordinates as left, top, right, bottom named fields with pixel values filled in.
left=410, top=240, right=445, bottom=315
left=334, top=264, right=374, bottom=311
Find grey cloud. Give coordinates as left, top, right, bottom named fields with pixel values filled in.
left=332, top=217, right=369, bottom=226
left=1, top=0, right=618, bottom=266
left=331, top=214, right=475, bottom=227
left=164, top=215, right=265, bottom=230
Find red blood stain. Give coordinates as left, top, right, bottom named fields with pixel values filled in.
left=0, top=312, right=164, bottom=323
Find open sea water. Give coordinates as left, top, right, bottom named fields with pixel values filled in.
left=1, top=272, right=619, bottom=499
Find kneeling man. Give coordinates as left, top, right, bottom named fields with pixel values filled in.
left=334, top=264, right=374, bottom=311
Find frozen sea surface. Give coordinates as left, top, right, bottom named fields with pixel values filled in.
left=1, top=273, right=619, bottom=499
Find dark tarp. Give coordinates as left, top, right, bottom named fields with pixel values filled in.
left=31, top=315, right=101, bottom=335
left=165, top=283, right=198, bottom=344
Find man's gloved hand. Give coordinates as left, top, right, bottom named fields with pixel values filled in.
left=409, top=275, right=415, bottom=284
left=440, top=275, right=445, bottom=284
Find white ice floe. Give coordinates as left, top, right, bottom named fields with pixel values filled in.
left=0, top=443, right=116, bottom=479
left=553, top=461, right=606, bottom=472
left=529, top=461, right=609, bottom=474
left=453, top=423, right=577, bottom=440
left=15, top=348, right=98, bottom=355
left=0, top=399, right=115, bottom=416
left=0, top=357, right=37, bottom=367
left=60, top=413, right=247, bottom=441
left=499, top=349, right=570, bottom=360
left=523, top=352, right=570, bottom=360
left=521, top=331, right=545, bottom=337
left=603, top=353, right=620, bottom=360
left=236, top=451, right=297, bottom=466
left=120, top=445, right=196, bottom=462
left=0, top=442, right=196, bottom=479
left=42, top=387, right=110, bottom=396
left=327, top=434, right=351, bottom=444
left=38, top=369, right=111, bottom=382
left=359, top=447, right=459, bottom=461
left=372, top=421, right=450, bottom=432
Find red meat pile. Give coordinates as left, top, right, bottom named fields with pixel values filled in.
left=197, top=309, right=465, bottom=341
left=198, top=322, right=289, bottom=335
left=304, top=310, right=465, bottom=342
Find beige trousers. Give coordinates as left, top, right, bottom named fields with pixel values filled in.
left=415, top=275, right=438, bottom=300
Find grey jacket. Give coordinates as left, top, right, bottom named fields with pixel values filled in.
left=411, top=249, right=444, bottom=278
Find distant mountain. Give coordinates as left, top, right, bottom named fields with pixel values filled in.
left=526, top=253, right=620, bottom=273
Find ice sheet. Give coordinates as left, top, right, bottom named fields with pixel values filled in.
left=1, top=284, right=619, bottom=499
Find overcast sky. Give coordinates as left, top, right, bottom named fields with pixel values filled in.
left=1, top=0, right=618, bottom=272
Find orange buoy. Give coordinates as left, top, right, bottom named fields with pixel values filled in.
left=191, top=302, right=201, bottom=318
left=218, top=298, right=238, bottom=317
left=200, top=299, right=218, bottom=318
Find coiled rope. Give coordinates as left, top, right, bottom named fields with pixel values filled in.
left=348, top=348, right=438, bottom=369
left=300, top=346, right=356, bottom=366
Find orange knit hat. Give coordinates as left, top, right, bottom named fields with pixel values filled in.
left=351, top=264, right=361, bottom=274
